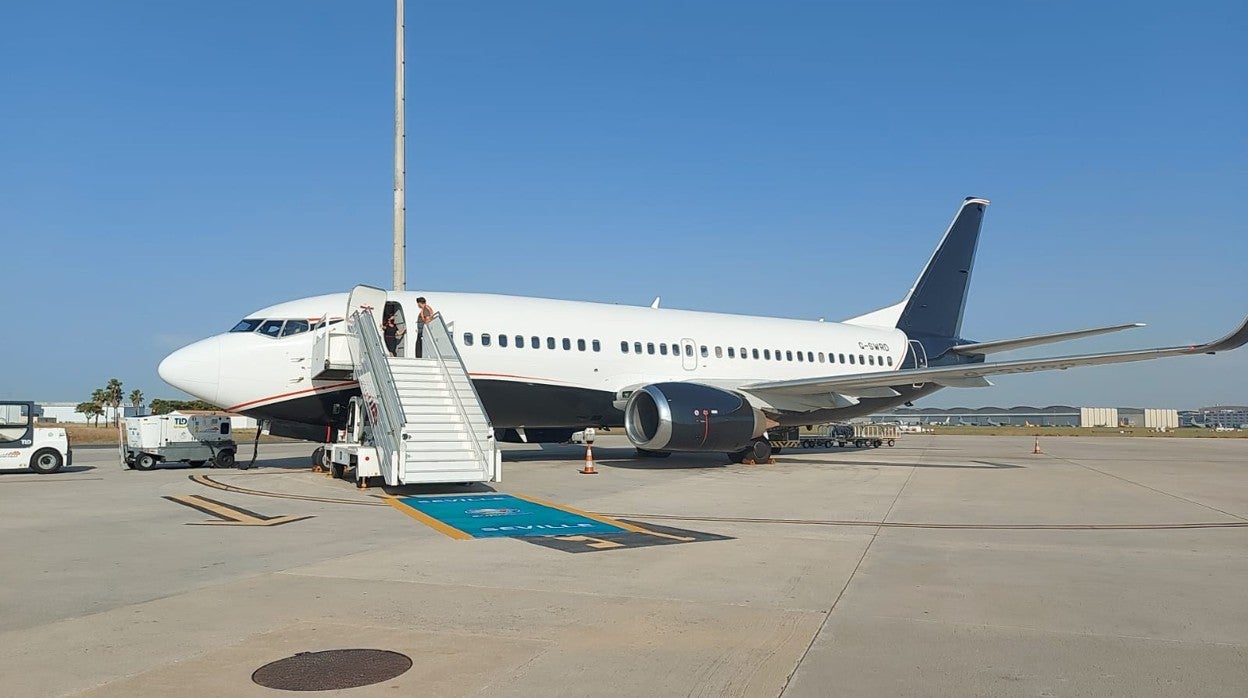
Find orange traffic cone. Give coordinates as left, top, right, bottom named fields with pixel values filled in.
left=579, top=443, right=598, bottom=474
left=1033, top=435, right=1042, bottom=454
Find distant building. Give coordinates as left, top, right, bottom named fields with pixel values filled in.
left=872, top=405, right=1180, bottom=429
left=1180, top=406, right=1248, bottom=429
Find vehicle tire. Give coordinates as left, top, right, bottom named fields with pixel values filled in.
left=188, top=460, right=206, bottom=468
left=331, top=462, right=345, bottom=479
left=29, top=448, right=64, bottom=474
left=821, top=440, right=832, bottom=448
left=312, top=446, right=325, bottom=468
left=215, top=450, right=236, bottom=469
left=635, top=448, right=671, bottom=459
left=872, top=440, right=882, bottom=448
left=135, top=453, right=158, bottom=471
left=750, top=438, right=773, bottom=463
left=887, top=439, right=895, bottom=447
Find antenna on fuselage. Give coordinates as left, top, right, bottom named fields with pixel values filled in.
left=392, top=0, right=406, bottom=291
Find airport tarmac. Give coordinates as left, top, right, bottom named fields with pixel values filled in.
left=2, top=434, right=1246, bottom=697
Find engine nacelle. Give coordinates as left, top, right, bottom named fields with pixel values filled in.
left=624, top=382, right=767, bottom=452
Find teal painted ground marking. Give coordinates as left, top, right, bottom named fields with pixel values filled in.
left=396, top=494, right=627, bottom=538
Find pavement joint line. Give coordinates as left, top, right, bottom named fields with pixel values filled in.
left=593, top=514, right=1248, bottom=530
left=1056, top=456, right=1248, bottom=523
left=860, top=614, right=1248, bottom=648
left=780, top=439, right=922, bottom=696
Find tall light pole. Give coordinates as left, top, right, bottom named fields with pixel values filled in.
left=392, top=0, right=406, bottom=291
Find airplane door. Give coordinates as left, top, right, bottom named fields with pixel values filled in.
left=347, top=284, right=390, bottom=330
left=680, top=339, right=697, bottom=371
left=904, top=339, right=928, bottom=370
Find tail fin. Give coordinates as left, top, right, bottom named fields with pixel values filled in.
left=845, top=197, right=989, bottom=340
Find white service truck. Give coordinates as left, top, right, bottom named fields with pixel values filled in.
left=0, top=401, right=71, bottom=474
left=124, top=413, right=238, bottom=470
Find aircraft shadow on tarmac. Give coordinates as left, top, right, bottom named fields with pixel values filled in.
left=0, top=465, right=97, bottom=476
left=785, top=458, right=1023, bottom=469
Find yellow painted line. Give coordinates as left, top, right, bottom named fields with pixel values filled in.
left=384, top=497, right=474, bottom=540
left=509, top=493, right=695, bottom=542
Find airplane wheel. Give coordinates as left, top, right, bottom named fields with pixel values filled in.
left=188, top=460, right=206, bottom=468
left=635, top=448, right=671, bottom=458
left=312, top=446, right=325, bottom=467
left=750, top=438, right=772, bottom=463
left=772, top=446, right=784, bottom=454
left=135, top=453, right=158, bottom=471
left=727, top=450, right=747, bottom=464
left=29, top=449, right=65, bottom=474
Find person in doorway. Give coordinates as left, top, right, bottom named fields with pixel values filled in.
left=383, top=315, right=405, bottom=357
left=415, top=297, right=435, bottom=358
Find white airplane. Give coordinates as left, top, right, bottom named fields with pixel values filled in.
left=158, top=198, right=1248, bottom=463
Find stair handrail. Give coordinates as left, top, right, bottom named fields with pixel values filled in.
left=420, top=313, right=494, bottom=472
left=347, top=308, right=406, bottom=472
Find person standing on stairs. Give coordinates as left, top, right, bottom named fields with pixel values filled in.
left=415, top=297, right=436, bottom=358
left=383, top=314, right=405, bottom=357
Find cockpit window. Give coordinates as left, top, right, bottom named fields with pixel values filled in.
left=231, top=319, right=263, bottom=333
left=281, top=319, right=310, bottom=337
left=258, top=320, right=285, bottom=337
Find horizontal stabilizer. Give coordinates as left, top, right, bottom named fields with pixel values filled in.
left=743, top=314, right=1248, bottom=398
left=950, top=323, right=1145, bottom=356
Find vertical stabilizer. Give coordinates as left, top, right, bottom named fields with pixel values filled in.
left=845, top=197, right=989, bottom=340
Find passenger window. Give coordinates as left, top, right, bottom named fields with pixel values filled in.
left=562, top=338, right=571, bottom=350
left=727, top=347, right=735, bottom=358
left=516, top=335, right=524, bottom=349
left=531, top=336, right=540, bottom=349
left=839, top=353, right=846, bottom=363
left=258, top=320, right=285, bottom=338
left=634, top=342, right=642, bottom=354
left=775, top=350, right=782, bottom=361
left=740, top=347, right=747, bottom=359
left=592, top=339, right=600, bottom=352
left=685, top=345, right=693, bottom=357
left=848, top=354, right=854, bottom=364
left=796, top=351, right=803, bottom=362
left=715, top=346, right=723, bottom=358
left=281, top=319, right=310, bottom=336
left=577, top=339, right=586, bottom=351
left=818, top=352, right=825, bottom=363
left=753, top=349, right=760, bottom=359
left=464, top=333, right=474, bottom=346
left=621, top=341, right=629, bottom=353
left=548, top=337, right=556, bottom=349
left=700, top=346, right=708, bottom=358
left=807, top=352, right=814, bottom=363
left=659, top=343, right=668, bottom=355
left=786, top=350, right=793, bottom=361
left=764, top=349, right=771, bottom=360
left=482, top=334, right=492, bottom=347
left=647, top=342, right=655, bottom=355
left=887, top=356, right=893, bottom=366
left=499, top=335, right=508, bottom=348
left=868, top=355, right=874, bottom=365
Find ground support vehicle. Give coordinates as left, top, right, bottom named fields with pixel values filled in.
left=833, top=423, right=898, bottom=448
left=326, top=398, right=383, bottom=488
left=0, top=401, right=71, bottom=474
left=124, top=414, right=237, bottom=470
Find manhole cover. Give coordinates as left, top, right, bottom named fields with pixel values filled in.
left=252, top=649, right=412, bottom=691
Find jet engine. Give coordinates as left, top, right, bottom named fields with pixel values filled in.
left=624, top=382, right=768, bottom=452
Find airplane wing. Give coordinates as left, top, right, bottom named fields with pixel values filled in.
left=743, top=315, right=1248, bottom=398
left=949, top=322, right=1145, bottom=356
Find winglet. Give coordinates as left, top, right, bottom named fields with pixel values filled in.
left=1185, top=315, right=1248, bottom=354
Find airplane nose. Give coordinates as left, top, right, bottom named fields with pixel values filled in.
left=158, top=336, right=222, bottom=404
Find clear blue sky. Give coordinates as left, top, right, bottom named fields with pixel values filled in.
left=2, top=1, right=1245, bottom=409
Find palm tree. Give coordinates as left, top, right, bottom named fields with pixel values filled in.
left=105, top=378, right=124, bottom=427
left=129, top=389, right=144, bottom=409
left=91, top=389, right=108, bottom=427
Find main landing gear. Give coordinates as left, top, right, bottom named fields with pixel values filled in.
left=728, top=438, right=773, bottom=465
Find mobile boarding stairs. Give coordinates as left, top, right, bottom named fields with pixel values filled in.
left=308, top=285, right=501, bottom=486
